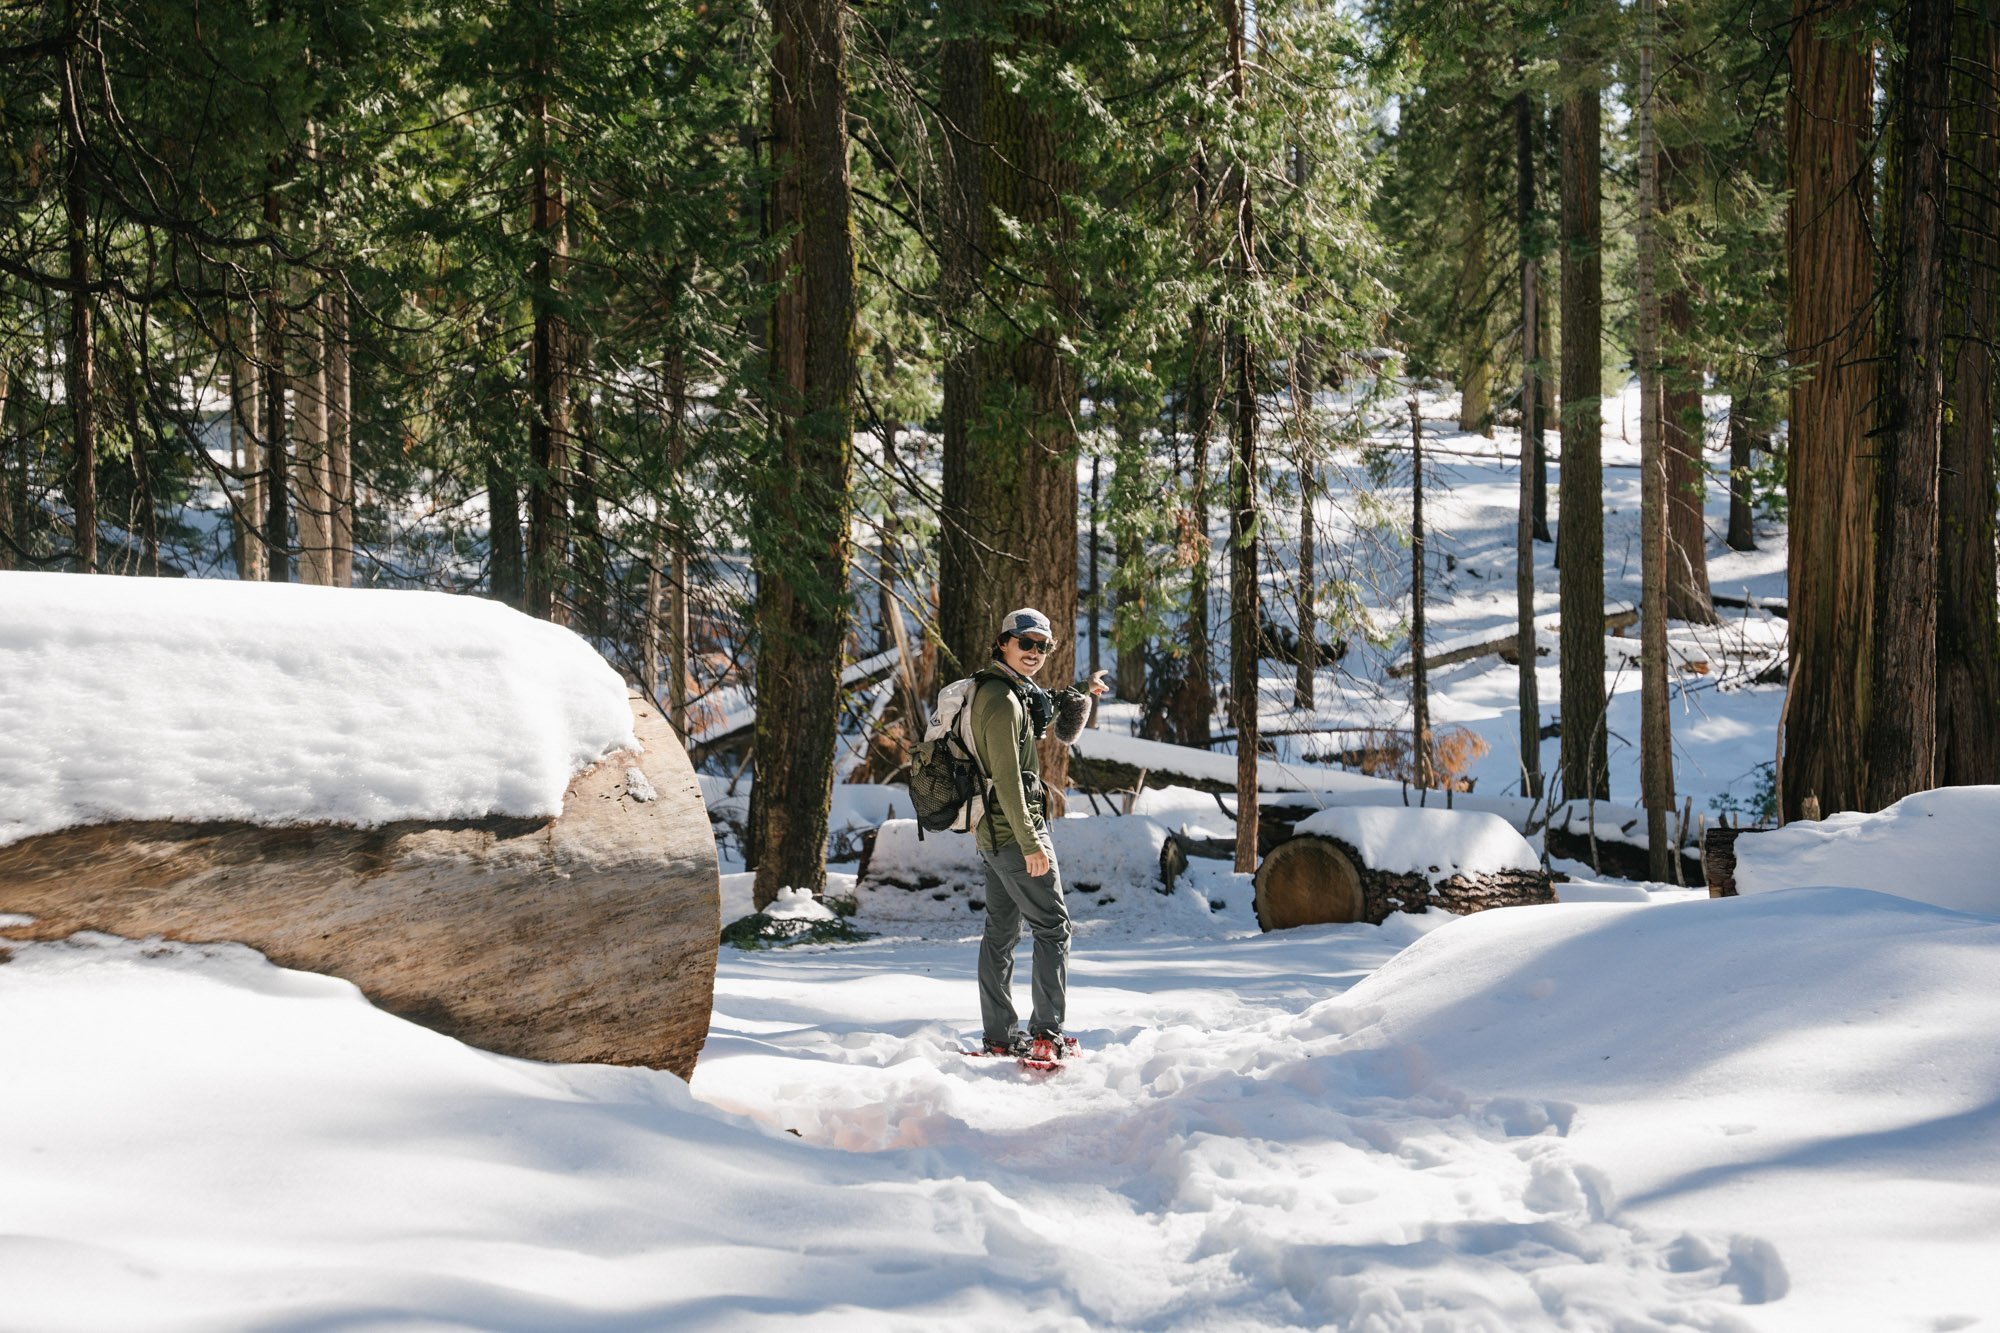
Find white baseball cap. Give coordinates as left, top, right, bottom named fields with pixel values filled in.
left=999, top=607, right=1053, bottom=639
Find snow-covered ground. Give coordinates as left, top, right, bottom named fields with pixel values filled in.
left=7, top=385, right=1998, bottom=1330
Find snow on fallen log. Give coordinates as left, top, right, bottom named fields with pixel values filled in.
left=1548, top=799, right=1704, bottom=883
left=1069, top=729, right=1400, bottom=799
left=1386, top=603, right=1639, bottom=678
left=0, top=571, right=637, bottom=842
left=856, top=816, right=1223, bottom=931
left=1254, top=806, right=1552, bottom=930
left=1726, top=787, right=2000, bottom=916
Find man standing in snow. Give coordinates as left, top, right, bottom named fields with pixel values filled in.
left=972, top=607, right=1107, bottom=1065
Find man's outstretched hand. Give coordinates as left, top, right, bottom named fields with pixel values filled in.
left=1084, top=670, right=1110, bottom=697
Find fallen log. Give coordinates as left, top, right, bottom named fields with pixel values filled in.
left=1253, top=807, right=1552, bottom=929
left=0, top=692, right=720, bottom=1079
left=1388, top=605, right=1641, bottom=678
left=1546, top=800, right=1703, bottom=884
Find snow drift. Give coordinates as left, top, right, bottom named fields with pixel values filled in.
left=1731, top=786, right=2000, bottom=916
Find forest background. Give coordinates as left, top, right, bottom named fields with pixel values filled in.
left=0, top=0, right=1993, bottom=906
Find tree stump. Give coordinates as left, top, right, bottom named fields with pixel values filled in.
left=0, top=692, right=719, bottom=1079
left=1253, top=807, right=1553, bottom=930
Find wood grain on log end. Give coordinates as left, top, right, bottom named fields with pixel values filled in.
left=0, top=693, right=720, bottom=1080
left=1254, top=832, right=1555, bottom=932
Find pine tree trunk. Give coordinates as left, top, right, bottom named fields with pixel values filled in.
left=1294, top=462, right=1316, bottom=711
left=1660, top=150, right=1717, bottom=624
left=1867, top=0, right=1952, bottom=809
left=877, top=417, right=899, bottom=658
left=488, top=449, right=523, bottom=607
left=937, top=14, right=990, bottom=679
left=1087, top=452, right=1101, bottom=681
left=1456, top=135, right=1492, bottom=435
left=526, top=73, right=570, bottom=623
left=61, top=21, right=95, bottom=573
left=0, top=363, right=10, bottom=569
left=1169, top=152, right=1217, bottom=746
left=1557, top=30, right=1607, bottom=802
left=1410, top=395, right=1433, bottom=790
left=294, top=291, right=332, bottom=586
left=666, top=349, right=692, bottom=739
left=1225, top=0, right=1259, bottom=873
left=262, top=180, right=290, bottom=585
left=1723, top=393, right=1760, bottom=553
left=751, top=0, right=856, bottom=908
left=570, top=384, right=604, bottom=640
left=326, top=290, right=353, bottom=587
left=1514, top=86, right=1543, bottom=800
left=1637, top=0, right=1675, bottom=876
left=231, top=308, right=266, bottom=581
left=1781, top=0, right=1877, bottom=822
left=1937, top=10, right=2000, bottom=786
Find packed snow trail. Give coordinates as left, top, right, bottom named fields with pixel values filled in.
left=695, top=912, right=1770, bottom=1331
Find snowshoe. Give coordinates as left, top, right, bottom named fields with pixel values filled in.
left=1020, top=1035, right=1079, bottom=1072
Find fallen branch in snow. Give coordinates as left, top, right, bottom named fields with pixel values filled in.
left=1387, top=604, right=1641, bottom=678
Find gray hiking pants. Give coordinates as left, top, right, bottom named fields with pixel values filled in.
left=977, top=842, right=1071, bottom=1042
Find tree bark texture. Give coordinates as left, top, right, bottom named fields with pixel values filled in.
left=1866, top=0, right=1952, bottom=809
left=1226, top=0, right=1259, bottom=873
left=526, top=78, right=570, bottom=623
left=1781, top=0, right=1877, bottom=822
left=261, top=185, right=290, bottom=586
left=1169, top=155, right=1218, bottom=745
left=1724, top=389, right=1760, bottom=553
left=61, top=16, right=95, bottom=573
left=1663, top=279, right=1717, bottom=622
left=326, top=290, right=353, bottom=587
left=751, top=0, right=857, bottom=908
left=1294, top=463, right=1316, bottom=712
left=1410, top=397, right=1433, bottom=790
left=294, top=293, right=333, bottom=585
left=1937, top=11, right=2000, bottom=786
left=231, top=308, right=266, bottom=581
left=1456, top=136, right=1492, bottom=435
left=935, top=4, right=1082, bottom=791
left=1557, top=36, right=1607, bottom=803
left=1514, top=86, right=1543, bottom=800
left=1637, top=0, right=1675, bottom=876
left=666, top=349, right=692, bottom=740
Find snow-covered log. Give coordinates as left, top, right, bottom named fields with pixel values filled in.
left=0, top=693, right=720, bottom=1078
left=1253, top=806, right=1551, bottom=929
left=1547, top=799, right=1703, bottom=884
left=0, top=574, right=719, bottom=1078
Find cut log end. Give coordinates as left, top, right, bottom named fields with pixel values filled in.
left=1254, top=835, right=1364, bottom=929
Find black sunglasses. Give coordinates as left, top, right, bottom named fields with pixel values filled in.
left=1012, top=635, right=1055, bottom=652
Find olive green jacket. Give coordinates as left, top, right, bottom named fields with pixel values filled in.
left=968, top=665, right=1090, bottom=856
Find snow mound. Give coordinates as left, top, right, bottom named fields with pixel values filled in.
left=0, top=572, right=636, bottom=845
left=1291, top=804, right=1540, bottom=883
left=0, top=932, right=1085, bottom=1330
left=1297, top=888, right=2000, bottom=1327
left=1732, top=786, right=2000, bottom=916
